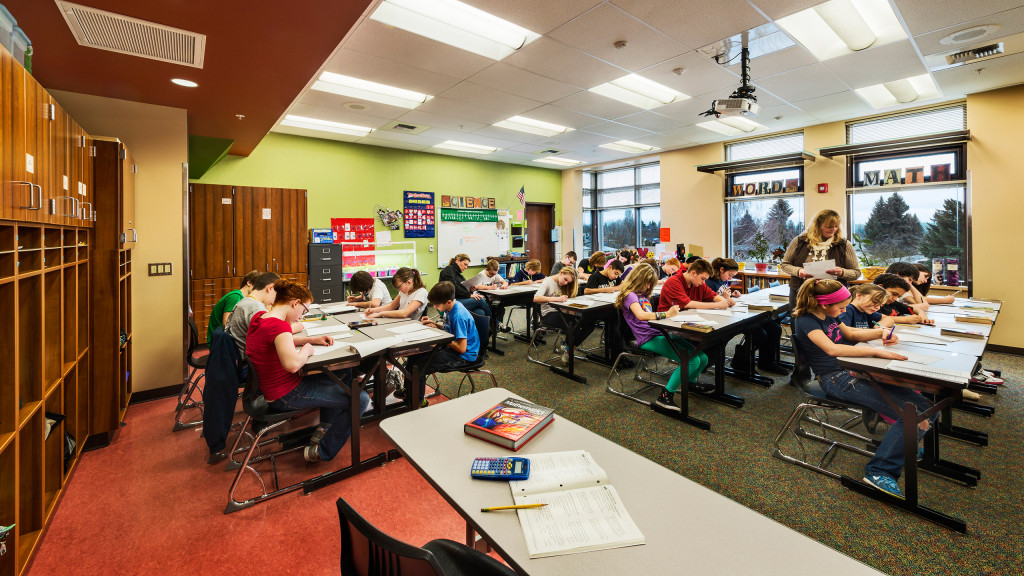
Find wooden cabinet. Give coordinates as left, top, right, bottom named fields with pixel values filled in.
left=189, top=184, right=234, bottom=279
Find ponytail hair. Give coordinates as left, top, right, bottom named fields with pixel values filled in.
left=710, top=257, right=739, bottom=280
left=392, top=267, right=424, bottom=291
left=794, top=278, right=846, bottom=318
left=272, top=279, right=313, bottom=306
left=449, top=254, right=470, bottom=266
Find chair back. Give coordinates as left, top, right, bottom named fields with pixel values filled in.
left=242, top=357, right=272, bottom=417
left=337, top=497, right=442, bottom=576
left=470, top=312, right=489, bottom=362
left=748, top=285, right=760, bottom=293
left=187, top=309, right=200, bottom=356
left=769, top=280, right=781, bottom=288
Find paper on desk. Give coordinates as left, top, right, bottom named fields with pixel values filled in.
left=893, top=331, right=954, bottom=345
left=803, top=259, right=837, bottom=279
left=309, top=336, right=354, bottom=356
left=589, top=292, right=618, bottom=303
left=320, top=303, right=357, bottom=314
left=509, top=451, right=608, bottom=497
left=398, top=329, right=440, bottom=342
left=348, top=337, right=400, bottom=357
left=388, top=323, right=430, bottom=334
left=868, top=342, right=941, bottom=364
left=698, top=309, right=735, bottom=317
left=666, top=314, right=717, bottom=325
left=306, top=323, right=351, bottom=336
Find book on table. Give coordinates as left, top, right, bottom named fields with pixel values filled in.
left=464, top=397, right=554, bottom=451
left=955, top=315, right=994, bottom=325
left=745, top=302, right=774, bottom=311
left=768, top=293, right=789, bottom=302
left=940, top=327, right=985, bottom=339
left=508, top=450, right=645, bottom=559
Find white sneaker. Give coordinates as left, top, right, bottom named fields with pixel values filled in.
left=971, top=369, right=1004, bottom=385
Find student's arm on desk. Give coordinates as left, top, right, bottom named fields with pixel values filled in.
left=630, top=302, right=678, bottom=321
left=807, top=329, right=906, bottom=360
left=839, top=323, right=896, bottom=345
left=683, top=297, right=730, bottom=310
left=366, top=298, right=403, bottom=318
left=274, top=332, right=314, bottom=372
left=293, top=334, right=334, bottom=347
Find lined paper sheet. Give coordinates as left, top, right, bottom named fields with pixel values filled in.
left=388, top=323, right=430, bottom=334
left=306, top=324, right=351, bottom=336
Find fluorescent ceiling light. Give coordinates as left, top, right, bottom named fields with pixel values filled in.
left=171, top=78, right=198, bottom=87
left=599, top=140, right=659, bottom=154
left=589, top=74, right=689, bottom=110
left=370, top=0, right=540, bottom=61
left=697, top=117, right=766, bottom=136
left=432, top=140, right=498, bottom=154
left=533, top=156, right=584, bottom=166
left=280, top=115, right=373, bottom=137
left=855, top=74, right=942, bottom=108
left=493, top=116, right=571, bottom=137
left=313, top=72, right=432, bottom=109
left=777, top=0, right=906, bottom=61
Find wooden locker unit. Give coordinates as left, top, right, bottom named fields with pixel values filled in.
left=188, top=184, right=233, bottom=280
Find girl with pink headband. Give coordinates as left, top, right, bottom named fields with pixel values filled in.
left=791, top=278, right=938, bottom=500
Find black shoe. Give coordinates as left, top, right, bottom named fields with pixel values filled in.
left=207, top=451, right=228, bottom=465
left=654, top=390, right=681, bottom=413
left=757, top=361, right=790, bottom=375
left=862, top=408, right=881, bottom=434
left=688, top=381, right=715, bottom=394
left=618, top=357, right=636, bottom=370
left=392, top=386, right=406, bottom=400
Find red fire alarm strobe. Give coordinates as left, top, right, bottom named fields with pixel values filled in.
left=817, top=183, right=828, bottom=193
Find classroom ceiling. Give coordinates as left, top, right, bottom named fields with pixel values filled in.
left=4, top=0, right=373, bottom=156
left=273, top=0, right=1024, bottom=169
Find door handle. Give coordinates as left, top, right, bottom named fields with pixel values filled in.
left=80, top=202, right=93, bottom=220
left=127, top=228, right=138, bottom=242
left=13, top=181, right=41, bottom=209
left=53, top=196, right=78, bottom=217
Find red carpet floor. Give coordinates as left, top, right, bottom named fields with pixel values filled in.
left=27, top=394, right=470, bottom=575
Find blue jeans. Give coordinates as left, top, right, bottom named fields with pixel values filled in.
left=270, top=369, right=370, bottom=461
left=819, top=371, right=937, bottom=480
left=458, top=297, right=491, bottom=317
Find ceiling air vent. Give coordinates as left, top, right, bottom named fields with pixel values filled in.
left=380, top=121, right=429, bottom=135
left=56, top=1, right=206, bottom=68
left=947, top=43, right=1004, bottom=65
left=537, top=148, right=563, bottom=155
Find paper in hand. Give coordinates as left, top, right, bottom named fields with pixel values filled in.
left=803, top=259, right=837, bottom=279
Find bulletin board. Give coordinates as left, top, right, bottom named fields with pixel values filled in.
left=331, top=217, right=375, bottom=267
left=437, top=208, right=510, bottom=267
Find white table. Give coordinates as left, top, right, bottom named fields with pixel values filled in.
left=380, top=388, right=885, bottom=576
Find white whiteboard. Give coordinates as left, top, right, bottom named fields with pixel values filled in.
left=437, top=215, right=510, bottom=268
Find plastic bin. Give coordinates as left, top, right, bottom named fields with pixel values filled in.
left=12, top=25, right=29, bottom=68
left=0, top=4, right=16, bottom=53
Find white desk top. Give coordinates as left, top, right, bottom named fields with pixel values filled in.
left=380, top=388, right=884, bottom=576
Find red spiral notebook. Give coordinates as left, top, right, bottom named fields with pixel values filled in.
left=464, top=397, right=555, bottom=451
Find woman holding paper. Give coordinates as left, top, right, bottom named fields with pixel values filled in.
left=780, top=209, right=860, bottom=310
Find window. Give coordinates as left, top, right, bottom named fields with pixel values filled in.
left=845, top=104, right=969, bottom=284
left=724, top=133, right=806, bottom=262
left=581, top=163, right=660, bottom=255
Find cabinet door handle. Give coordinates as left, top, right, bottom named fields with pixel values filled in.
left=53, top=195, right=78, bottom=216
left=127, top=228, right=138, bottom=242
left=80, top=202, right=93, bottom=220
left=13, top=182, right=40, bottom=209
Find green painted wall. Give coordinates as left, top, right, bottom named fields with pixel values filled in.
left=193, top=132, right=563, bottom=282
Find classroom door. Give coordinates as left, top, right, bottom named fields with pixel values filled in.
left=525, top=203, right=554, bottom=273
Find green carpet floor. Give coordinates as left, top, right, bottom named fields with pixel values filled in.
left=447, top=309, right=1024, bottom=576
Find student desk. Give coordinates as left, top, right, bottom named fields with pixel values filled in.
left=379, top=388, right=886, bottom=576
left=478, top=284, right=541, bottom=355
left=836, top=349, right=980, bottom=533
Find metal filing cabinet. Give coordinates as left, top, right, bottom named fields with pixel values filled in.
left=308, top=244, right=344, bottom=303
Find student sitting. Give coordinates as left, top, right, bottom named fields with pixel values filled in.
left=467, top=259, right=509, bottom=291
left=913, top=263, right=955, bottom=304
left=397, top=281, right=481, bottom=406
left=792, top=278, right=936, bottom=499
left=533, top=266, right=578, bottom=361
left=366, top=267, right=428, bottom=320
left=678, top=255, right=701, bottom=272
left=705, top=257, right=741, bottom=298
left=438, top=253, right=491, bottom=317
left=207, top=270, right=261, bottom=342
left=511, top=259, right=545, bottom=285
left=575, top=260, right=626, bottom=361
left=616, top=263, right=711, bottom=411
left=347, top=271, right=394, bottom=310
left=550, top=251, right=577, bottom=277
left=885, top=262, right=930, bottom=315
left=576, top=251, right=605, bottom=283
left=225, top=272, right=280, bottom=353
left=245, top=280, right=370, bottom=462
left=874, top=274, right=933, bottom=325
left=660, top=258, right=681, bottom=279
left=840, top=284, right=895, bottom=329
left=657, top=258, right=732, bottom=311
left=620, top=258, right=653, bottom=282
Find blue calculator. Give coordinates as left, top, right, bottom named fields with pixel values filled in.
left=470, top=457, right=530, bottom=481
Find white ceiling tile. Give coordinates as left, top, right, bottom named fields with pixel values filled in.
left=612, top=0, right=768, bottom=49
left=823, top=40, right=928, bottom=88
left=468, top=63, right=582, bottom=103
left=355, top=137, right=431, bottom=152
left=489, top=149, right=552, bottom=162
left=515, top=104, right=604, bottom=130
left=416, top=97, right=511, bottom=125
left=580, top=121, right=655, bottom=140
left=551, top=90, right=648, bottom=120
left=438, top=82, right=546, bottom=115
left=894, top=0, right=1024, bottom=36
left=297, top=90, right=408, bottom=121
left=364, top=129, right=448, bottom=147
left=933, top=51, right=1024, bottom=97
left=471, top=125, right=550, bottom=144
left=462, top=0, right=605, bottom=35
left=637, top=51, right=741, bottom=96
left=791, top=91, right=874, bottom=121
left=394, top=110, right=485, bottom=133
left=321, top=48, right=461, bottom=96
left=547, top=4, right=688, bottom=71
left=727, top=46, right=818, bottom=80
left=755, top=63, right=850, bottom=102
left=654, top=92, right=723, bottom=123
left=271, top=125, right=364, bottom=144
left=286, top=102, right=393, bottom=129
left=747, top=0, right=829, bottom=19
left=504, top=37, right=628, bottom=89
left=628, top=131, right=697, bottom=150
left=612, top=111, right=690, bottom=132
left=342, top=19, right=493, bottom=79
left=914, top=7, right=1024, bottom=56
left=534, top=129, right=615, bottom=148
left=753, top=104, right=819, bottom=131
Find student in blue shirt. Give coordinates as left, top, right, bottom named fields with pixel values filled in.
left=838, top=283, right=894, bottom=329
left=397, top=281, right=481, bottom=407
left=510, top=259, right=545, bottom=285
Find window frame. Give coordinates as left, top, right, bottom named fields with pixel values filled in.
left=581, top=162, right=661, bottom=255
left=724, top=165, right=806, bottom=259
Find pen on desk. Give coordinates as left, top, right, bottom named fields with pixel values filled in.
left=887, top=324, right=896, bottom=340
left=481, top=503, right=548, bottom=512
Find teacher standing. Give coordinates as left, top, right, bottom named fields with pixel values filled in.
left=780, top=209, right=860, bottom=309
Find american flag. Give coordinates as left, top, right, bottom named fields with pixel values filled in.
left=517, top=186, right=525, bottom=205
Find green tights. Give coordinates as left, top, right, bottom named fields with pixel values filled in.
left=640, top=335, right=708, bottom=394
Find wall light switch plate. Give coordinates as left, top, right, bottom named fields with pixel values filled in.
left=148, top=263, right=173, bottom=276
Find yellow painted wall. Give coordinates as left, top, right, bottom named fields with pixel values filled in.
left=967, top=85, right=1024, bottom=348
left=51, top=91, right=189, bottom=391
left=660, top=143, right=727, bottom=257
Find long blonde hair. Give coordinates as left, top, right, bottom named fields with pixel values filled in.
left=615, top=263, right=656, bottom=308
left=803, top=209, right=843, bottom=244
left=553, top=266, right=578, bottom=298
left=849, top=283, right=887, bottom=306
left=794, top=278, right=847, bottom=317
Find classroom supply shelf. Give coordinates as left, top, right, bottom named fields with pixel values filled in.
left=339, top=240, right=417, bottom=281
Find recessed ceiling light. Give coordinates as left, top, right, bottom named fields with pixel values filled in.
left=589, top=74, right=689, bottom=110
left=493, top=116, right=571, bottom=137
left=313, top=72, right=432, bottom=109
left=599, top=140, right=659, bottom=153
left=696, top=117, right=766, bottom=136
left=432, top=140, right=498, bottom=154
left=235, top=114, right=245, bottom=120
left=940, top=25, right=1000, bottom=46
left=280, top=115, right=373, bottom=137
left=370, top=0, right=540, bottom=61
left=533, top=156, right=584, bottom=166
left=855, top=74, right=942, bottom=108
left=171, top=78, right=198, bottom=87
left=777, top=0, right=906, bottom=61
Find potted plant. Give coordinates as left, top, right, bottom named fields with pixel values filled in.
left=769, top=246, right=786, bottom=273
left=749, top=231, right=770, bottom=272
left=851, top=233, right=886, bottom=280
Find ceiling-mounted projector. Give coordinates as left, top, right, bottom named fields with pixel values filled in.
left=701, top=47, right=759, bottom=118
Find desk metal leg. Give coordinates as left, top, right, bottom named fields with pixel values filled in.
left=938, top=403, right=989, bottom=447
left=487, top=304, right=505, bottom=356
left=721, top=331, right=774, bottom=388
left=650, top=327, right=711, bottom=431
left=549, top=313, right=587, bottom=384
left=705, top=346, right=745, bottom=408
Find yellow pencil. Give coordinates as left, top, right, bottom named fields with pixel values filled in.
left=480, top=503, right=548, bottom=512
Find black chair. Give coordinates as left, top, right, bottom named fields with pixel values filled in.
left=604, top=308, right=667, bottom=407
left=430, top=313, right=496, bottom=398
left=337, top=497, right=516, bottom=576
left=173, top=310, right=208, bottom=431
left=224, top=358, right=318, bottom=513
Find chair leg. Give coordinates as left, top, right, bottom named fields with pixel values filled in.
left=172, top=372, right=206, bottom=431
left=526, top=329, right=563, bottom=368
left=605, top=352, right=665, bottom=407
